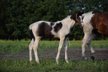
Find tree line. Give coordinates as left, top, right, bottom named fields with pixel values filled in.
left=0, top=0, right=107, bottom=40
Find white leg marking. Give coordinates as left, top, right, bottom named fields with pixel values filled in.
left=29, top=39, right=34, bottom=62
left=87, top=34, right=95, bottom=54
left=56, top=37, right=65, bottom=64
left=82, top=33, right=91, bottom=59
left=90, top=47, right=95, bottom=53
left=64, top=38, right=69, bottom=63
left=82, top=35, right=87, bottom=57
left=33, top=37, right=40, bottom=64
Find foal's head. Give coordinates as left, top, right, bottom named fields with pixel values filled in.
left=70, top=11, right=84, bottom=24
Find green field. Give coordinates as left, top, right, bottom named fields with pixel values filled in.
left=0, top=40, right=108, bottom=54
left=0, top=40, right=108, bottom=72
left=0, top=60, right=108, bottom=72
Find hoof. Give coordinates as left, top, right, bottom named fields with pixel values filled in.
left=66, top=60, right=69, bottom=64
left=56, top=58, right=59, bottom=64
left=30, top=60, right=32, bottom=63
left=36, top=61, right=40, bottom=64
left=56, top=61, right=59, bottom=64
left=90, top=56, right=95, bottom=61
left=30, top=61, right=34, bottom=65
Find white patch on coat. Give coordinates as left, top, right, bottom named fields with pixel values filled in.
left=59, top=15, right=75, bottom=37
left=81, top=11, right=94, bottom=26
left=80, top=11, right=94, bottom=33
left=51, top=15, right=75, bottom=38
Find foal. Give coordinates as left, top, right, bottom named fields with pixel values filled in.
left=29, top=15, right=75, bottom=64
left=75, top=11, right=108, bottom=59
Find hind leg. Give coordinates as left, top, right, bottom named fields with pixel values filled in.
left=82, top=35, right=87, bottom=59
left=85, top=34, right=95, bottom=60
left=88, top=41, right=95, bottom=54
left=29, top=39, right=34, bottom=62
left=33, top=37, right=40, bottom=64
left=87, top=37, right=95, bottom=60
left=90, top=47, right=95, bottom=60
left=82, top=23, right=94, bottom=60
left=82, top=33, right=92, bottom=59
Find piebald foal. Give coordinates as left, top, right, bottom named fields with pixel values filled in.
left=29, top=15, right=75, bottom=64
left=76, top=11, right=108, bottom=59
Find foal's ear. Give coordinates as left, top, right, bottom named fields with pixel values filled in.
left=70, top=13, right=77, bottom=20
left=70, top=11, right=83, bottom=22
left=76, top=11, right=84, bottom=18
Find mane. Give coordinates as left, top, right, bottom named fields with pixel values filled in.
left=83, top=11, right=93, bottom=15
left=61, top=15, right=71, bottom=21
left=92, top=10, right=102, bottom=14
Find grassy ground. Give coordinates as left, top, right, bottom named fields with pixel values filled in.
left=0, top=60, right=108, bottom=72
left=0, top=40, right=108, bottom=54
left=0, top=40, right=108, bottom=72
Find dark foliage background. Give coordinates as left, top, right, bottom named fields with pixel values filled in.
left=0, top=0, right=107, bottom=40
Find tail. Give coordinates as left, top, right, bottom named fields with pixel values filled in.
left=28, top=30, right=35, bottom=49
left=29, top=29, right=35, bottom=40
left=29, top=24, right=33, bottom=30
left=28, top=24, right=35, bottom=40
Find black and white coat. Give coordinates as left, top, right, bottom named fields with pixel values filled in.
left=29, top=15, right=75, bottom=64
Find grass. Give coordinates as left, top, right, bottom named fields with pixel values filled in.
left=0, top=40, right=108, bottom=72
left=0, top=40, right=28, bottom=54
left=0, top=59, right=108, bottom=72
left=0, top=40, right=108, bottom=54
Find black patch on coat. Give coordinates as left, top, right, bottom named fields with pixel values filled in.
left=54, top=22, right=62, bottom=33
left=37, top=22, right=54, bottom=38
